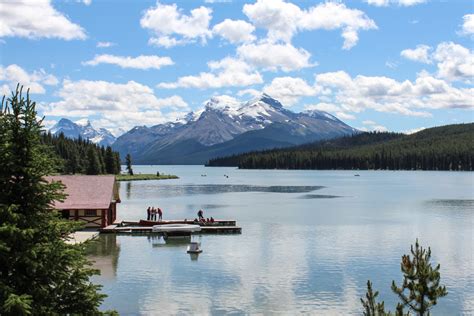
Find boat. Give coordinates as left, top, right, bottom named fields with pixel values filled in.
left=187, top=242, right=203, bottom=254
left=152, top=224, right=201, bottom=233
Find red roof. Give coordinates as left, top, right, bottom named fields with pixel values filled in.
left=46, top=175, right=119, bottom=210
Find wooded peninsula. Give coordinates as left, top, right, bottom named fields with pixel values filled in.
left=207, top=123, right=474, bottom=171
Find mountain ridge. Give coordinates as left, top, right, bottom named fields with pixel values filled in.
left=113, top=94, right=357, bottom=164
left=49, top=118, right=116, bottom=147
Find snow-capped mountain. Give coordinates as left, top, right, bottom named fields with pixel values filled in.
left=113, top=94, right=358, bottom=164
left=49, top=118, right=117, bottom=147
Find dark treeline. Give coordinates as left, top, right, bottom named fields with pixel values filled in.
left=207, top=123, right=474, bottom=171
left=41, top=132, right=121, bottom=175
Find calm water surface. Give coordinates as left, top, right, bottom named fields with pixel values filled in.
left=87, top=166, right=474, bottom=315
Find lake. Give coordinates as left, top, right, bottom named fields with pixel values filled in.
left=86, top=166, right=474, bottom=315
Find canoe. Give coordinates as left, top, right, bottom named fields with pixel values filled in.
left=152, top=224, right=201, bottom=233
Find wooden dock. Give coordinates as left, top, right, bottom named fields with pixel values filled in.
left=100, top=219, right=242, bottom=235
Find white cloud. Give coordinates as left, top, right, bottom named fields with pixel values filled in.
left=365, top=0, right=426, bottom=6
left=262, top=77, right=318, bottom=106
left=361, top=120, right=388, bottom=132
left=243, top=0, right=376, bottom=49
left=400, top=45, right=432, bottom=64
left=140, top=2, right=212, bottom=48
left=213, top=19, right=256, bottom=44
left=336, top=112, right=356, bottom=120
left=304, top=102, right=342, bottom=113
left=204, top=0, right=232, bottom=3
left=314, top=70, right=473, bottom=117
left=96, top=41, right=115, bottom=48
left=237, top=42, right=313, bottom=72
left=81, top=0, right=92, bottom=5
left=0, top=64, right=58, bottom=94
left=43, top=80, right=189, bottom=131
left=237, top=88, right=261, bottom=98
left=433, top=42, right=474, bottom=82
left=83, top=54, right=174, bottom=70
left=148, top=36, right=187, bottom=48
left=461, top=14, right=474, bottom=35
left=398, top=0, right=426, bottom=6
left=158, top=57, right=262, bottom=89
left=0, top=0, right=86, bottom=40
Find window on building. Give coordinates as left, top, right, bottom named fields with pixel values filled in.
left=85, top=209, right=97, bottom=216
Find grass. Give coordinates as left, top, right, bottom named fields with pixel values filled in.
left=116, top=174, right=179, bottom=181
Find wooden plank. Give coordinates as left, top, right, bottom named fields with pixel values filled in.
left=99, top=225, right=241, bottom=234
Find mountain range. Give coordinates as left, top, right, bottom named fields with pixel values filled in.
left=49, top=118, right=116, bottom=147
left=112, top=94, right=358, bottom=164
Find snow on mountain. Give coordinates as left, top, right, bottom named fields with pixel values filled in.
left=49, top=118, right=116, bottom=146
left=113, top=93, right=358, bottom=164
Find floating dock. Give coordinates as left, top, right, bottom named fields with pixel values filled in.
left=100, top=219, right=242, bottom=235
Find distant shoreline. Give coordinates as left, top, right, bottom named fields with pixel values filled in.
left=116, top=174, right=179, bottom=181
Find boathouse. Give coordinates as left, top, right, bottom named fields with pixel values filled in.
left=46, top=175, right=120, bottom=228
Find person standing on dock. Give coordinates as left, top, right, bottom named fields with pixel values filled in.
left=158, top=208, right=163, bottom=221
left=147, top=207, right=151, bottom=221
left=151, top=207, right=156, bottom=221
left=198, top=209, right=204, bottom=220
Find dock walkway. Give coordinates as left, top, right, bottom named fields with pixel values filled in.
left=100, top=219, right=242, bottom=235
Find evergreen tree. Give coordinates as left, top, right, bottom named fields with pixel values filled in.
left=113, top=152, right=121, bottom=174
left=86, top=146, right=101, bottom=175
left=0, top=86, right=109, bottom=314
left=391, top=240, right=448, bottom=315
left=125, top=153, right=133, bottom=175
left=104, top=146, right=116, bottom=174
left=360, top=281, right=388, bottom=316
left=361, top=240, right=447, bottom=316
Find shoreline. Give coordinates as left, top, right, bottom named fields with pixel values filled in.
left=116, top=174, right=179, bottom=181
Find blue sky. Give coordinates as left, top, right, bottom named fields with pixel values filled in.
left=0, top=0, right=472, bottom=135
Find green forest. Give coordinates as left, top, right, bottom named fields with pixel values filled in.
left=207, top=123, right=474, bottom=171
left=41, top=132, right=121, bottom=175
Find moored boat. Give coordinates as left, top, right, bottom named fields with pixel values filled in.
left=152, top=224, right=201, bottom=233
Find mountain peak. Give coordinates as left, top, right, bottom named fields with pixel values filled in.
left=50, top=118, right=116, bottom=146
left=249, top=93, right=284, bottom=110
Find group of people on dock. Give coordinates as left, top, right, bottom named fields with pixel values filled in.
left=147, top=207, right=162, bottom=221
left=193, top=209, right=215, bottom=224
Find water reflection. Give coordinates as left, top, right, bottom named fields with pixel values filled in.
left=86, top=234, right=120, bottom=279
left=125, top=184, right=324, bottom=198
left=299, top=194, right=343, bottom=199
left=126, top=182, right=131, bottom=199
left=89, top=168, right=473, bottom=314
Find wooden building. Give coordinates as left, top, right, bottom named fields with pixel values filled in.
left=46, top=175, right=120, bottom=228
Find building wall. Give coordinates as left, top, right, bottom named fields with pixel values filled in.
left=59, top=202, right=117, bottom=228
left=63, top=209, right=105, bottom=228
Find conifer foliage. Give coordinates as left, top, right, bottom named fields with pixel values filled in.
left=0, top=86, right=110, bottom=314
left=361, top=240, right=447, bottom=315
left=41, top=132, right=121, bottom=175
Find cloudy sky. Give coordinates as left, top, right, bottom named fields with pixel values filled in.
left=0, top=0, right=472, bottom=135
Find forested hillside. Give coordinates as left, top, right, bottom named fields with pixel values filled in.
left=207, top=123, right=474, bottom=171
left=41, top=132, right=121, bottom=175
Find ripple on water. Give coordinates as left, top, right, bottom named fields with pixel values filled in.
left=299, top=194, right=344, bottom=199
left=128, top=184, right=325, bottom=198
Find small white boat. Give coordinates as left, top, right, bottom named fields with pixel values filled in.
left=187, top=242, right=203, bottom=254
left=152, top=224, right=201, bottom=233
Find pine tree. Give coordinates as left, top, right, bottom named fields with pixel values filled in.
left=391, top=240, right=448, bottom=315
left=360, top=281, right=388, bottom=316
left=86, top=146, right=101, bottom=175
left=125, top=153, right=133, bottom=175
left=0, top=86, right=110, bottom=314
left=104, top=146, right=116, bottom=174
left=361, top=240, right=447, bottom=316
